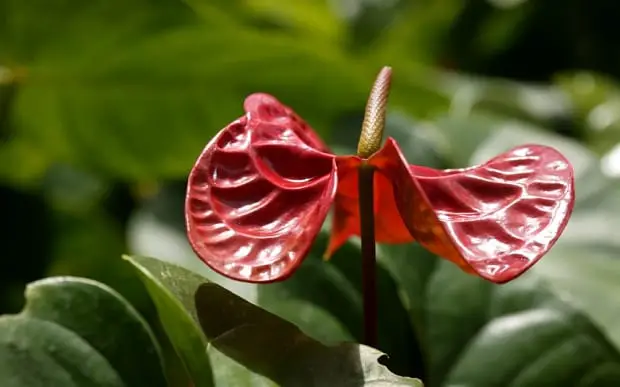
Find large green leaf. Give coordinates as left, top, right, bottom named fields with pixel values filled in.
left=196, top=282, right=422, bottom=386
left=4, top=0, right=370, bottom=180
left=125, top=182, right=418, bottom=375
left=2, top=0, right=196, bottom=61
left=124, top=254, right=422, bottom=386
left=123, top=255, right=215, bottom=387
left=259, top=226, right=425, bottom=378
left=125, top=185, right=355, bottom=350
left=19, top=276, right=166, bottom=387
left=242, top=0, right=345, bottom=42
left=0, top=315, right=125, bottom=387
left=379, top=244, right=620, bottom=387
left=0, top=276, right=165, bottom=386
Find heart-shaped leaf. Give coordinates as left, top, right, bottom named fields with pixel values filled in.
left=124, top=254, right=422, bottom=386
left=0, top=316, right=125, bottom=387
left=19, top=276, right=166, bottom=387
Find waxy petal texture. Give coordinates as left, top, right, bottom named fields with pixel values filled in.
left=372, top=138, right=575, bottom=283
left=185, top=94, right=337, bottom=283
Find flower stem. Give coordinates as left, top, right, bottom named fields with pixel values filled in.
left=358, top=163, right=377, bottom=347
left=356, top=66, right=392, bottom=348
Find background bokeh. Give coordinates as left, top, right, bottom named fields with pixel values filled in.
left=3, top=0, right=620, bottom=385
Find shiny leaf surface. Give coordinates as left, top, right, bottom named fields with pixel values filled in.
left=186, top=94, right=337, bottom=283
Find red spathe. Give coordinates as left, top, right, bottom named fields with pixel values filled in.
left=185, top=93, right=575, bottom=284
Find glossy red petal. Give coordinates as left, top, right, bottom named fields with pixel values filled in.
left=324, top=156, right=414, bottom=259
left=244, top=93, right=330, bottom=153
left=372, top=138, right=575, bottom=283
left=185, top=94, right=337, bottom=283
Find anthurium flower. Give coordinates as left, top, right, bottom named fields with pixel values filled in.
left=185, top=93, right=574, bottom=284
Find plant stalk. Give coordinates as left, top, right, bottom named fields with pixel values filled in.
left=356, top=66, right=391, bottom=348
left=358, top=163, right=377, bottom=348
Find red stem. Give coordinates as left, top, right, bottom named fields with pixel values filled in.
left=358, top=163, right=377, bottom=347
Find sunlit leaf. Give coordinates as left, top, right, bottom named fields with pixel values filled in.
left=123, top=255, right=215, bottom=387
left=125, top=254, right=421, bottom=386
left=196, top=281, right=422, bottom=386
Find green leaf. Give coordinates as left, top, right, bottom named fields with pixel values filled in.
left=0, top=315, right=124, bottom=387
left=242, top=0, right=345, bottom=42
left=555, top=71, right=620, bottom=154
left=6, top=0, right=369, bottom=179
left=380, top=247, right=620, bottom=387
left=196, top=282, right=423, bottom=386
left=258, top=221, right=425, bottom=378
left=123, top=255, right=215, bottom=387
left=19, top=276, right=166, bottom=387
left=124, top=254, right=421, bottom=386
left=127, top=182, right=421, bottom=377
left=360, top=0, right=462, bottom=63
left=260, top=298, right=353, bottom=345
left=3, top=0, right=195, bottom=61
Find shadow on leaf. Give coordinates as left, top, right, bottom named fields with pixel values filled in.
left=195, top=283, right=421, bottom=386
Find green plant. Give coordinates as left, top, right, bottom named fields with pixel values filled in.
left=4, top=1, right=620, bottom=386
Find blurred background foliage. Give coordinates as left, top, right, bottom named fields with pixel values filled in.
left=4, top=0, right=620, bottom=385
